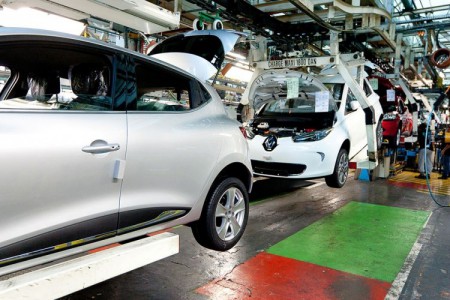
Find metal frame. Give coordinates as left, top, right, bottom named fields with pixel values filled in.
left=245, top=32, right=383, bottom=169
left=2, top=0, right=181, bottom=34
left=0, top=232, right=179, bottom=299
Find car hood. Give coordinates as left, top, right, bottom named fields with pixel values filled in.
left=149, top=30, right=243, bottom=81
left=247, top=69, right=334, bottom=110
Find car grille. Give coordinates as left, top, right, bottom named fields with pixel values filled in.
left=251, top=160, right=306, bottom=176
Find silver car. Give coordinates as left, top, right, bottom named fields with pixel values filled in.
left=0, top=28, right=252, bottom=268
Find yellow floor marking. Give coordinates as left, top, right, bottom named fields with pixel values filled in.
left=388, top=171, right=450, bottom=196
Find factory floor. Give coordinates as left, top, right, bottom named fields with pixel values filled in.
left=63, top=170, right=450, bottom=300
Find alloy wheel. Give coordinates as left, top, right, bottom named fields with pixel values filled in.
left=215, top=187, right=246, bottom=241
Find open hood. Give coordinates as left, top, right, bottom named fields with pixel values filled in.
left=248, top=69, right=334, bottom=111
left=149, top=30, right=243, bottom=81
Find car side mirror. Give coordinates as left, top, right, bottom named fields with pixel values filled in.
left=349, top=101, right=361, bottom=111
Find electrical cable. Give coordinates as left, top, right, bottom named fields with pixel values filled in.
left=424, top=111, right=450, bottom=207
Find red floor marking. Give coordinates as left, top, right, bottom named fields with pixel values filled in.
left=196, top=252, right=391, bottom=300
left=87, top=243, right=121, bottom=254
left=146, top=229, right=172, bottom=236
left=388, top=181, right=427, bottom=189
left=87, top=230, right=172, bottom=254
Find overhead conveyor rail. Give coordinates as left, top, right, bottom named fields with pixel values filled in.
left=1, top=0, right=181, bottom=34
left=0, top=232, right=179, bottom=299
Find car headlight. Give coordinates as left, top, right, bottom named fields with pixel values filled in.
left=292, top=128, right=332, bottom=142
left=245, top=127, right=255, bottom=139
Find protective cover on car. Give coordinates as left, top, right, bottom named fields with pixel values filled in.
left=368, top=75, right=405, bottom=112
left=25, top=73, right=61, bottom=101
left=149, top=30, right=243, bottom=81
left=247, top=69, right=335, bottom=111
left=26, top=75, right=48, bottom=101
left=70, top=64, right=108, bottom=97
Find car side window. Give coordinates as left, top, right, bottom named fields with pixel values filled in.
left=324, top=83, right=344, bottom=109
left=363, top=79, right=373, bottom=97
left=345, top=88, right=359, bottom=114
left=133, top=60, right=210, bottom=112
left=0, top=46, right=112, bottom=111
left=0, top=66, right=11, bottom=94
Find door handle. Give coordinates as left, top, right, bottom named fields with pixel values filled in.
left=82, top=143, right=120, bottom=154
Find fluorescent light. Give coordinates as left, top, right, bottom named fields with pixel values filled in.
left=272, top=12, right=286, bottom=17
left=225, top=66, right=253, bottom=82
left=0, top=7, right=85, bottom=35
left=227, top=51, right=247, bottom=60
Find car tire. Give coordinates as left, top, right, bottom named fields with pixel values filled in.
left=430, top=48, right=450, bottom=69
left=325, top=148, right=349, bottom=188
left=192, top=18, right=205, bottom=30
left=191, top=177, right=249, bottom=251
left=212, top=19, right=223, bottom=30
left=376, top=121, right=383, bottom=149
left=390, top=127, right=401, bottom=148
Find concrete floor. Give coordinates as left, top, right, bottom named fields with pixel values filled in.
left=61, top=171, right=450, bottom=300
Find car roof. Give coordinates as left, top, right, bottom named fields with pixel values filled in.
left=0, top=27, right=193, bottom=77
left=0, top=27, right=131, bottom=54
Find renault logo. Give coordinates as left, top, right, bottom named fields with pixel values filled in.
left=263, top=134, right=278, bottom=151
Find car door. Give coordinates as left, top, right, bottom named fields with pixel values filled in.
left=117, top=31, right=242, bottom=232
left=117, top=57, right=224, bottom=231
left=341, top=85, right=367, bottom=157
left=0, top=42, right=126, bottom=263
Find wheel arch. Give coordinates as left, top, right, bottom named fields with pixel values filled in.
left=211, top=162, right=253, bottom=194
left=341, top=139, right=350, bottom=153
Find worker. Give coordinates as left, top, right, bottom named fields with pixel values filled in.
left=416, top=122, right=435, bottom=179
left=439, top=129, right=450, bottom=179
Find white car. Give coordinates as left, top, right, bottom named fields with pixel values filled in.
left=0, top=28, right=252, bottom=270
left=245, top=68, right=382, bottom=188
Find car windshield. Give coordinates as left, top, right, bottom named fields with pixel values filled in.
left=252, top=70, right=339, bottom=110
left=258, top=89, right=336, bottom=116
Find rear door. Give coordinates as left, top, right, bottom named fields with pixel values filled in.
left=117, top=57, right=223, bottom=231
left=0, top=41, right=126, bottom=263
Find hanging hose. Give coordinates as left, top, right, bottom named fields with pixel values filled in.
left=424, top=111, right=450, bottom=207
left=430, top=48, right=450, bottom=69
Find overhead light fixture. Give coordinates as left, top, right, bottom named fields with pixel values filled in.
left=0, top=7, right=85, bottom=35
left=272, top=12, right=286, bottom=17
left=227, top=51, right=247, bottom=60
left=224, top=66, right=253, bottom=82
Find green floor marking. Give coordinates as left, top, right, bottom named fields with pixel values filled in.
left=267, top=201, right=430, bottom=282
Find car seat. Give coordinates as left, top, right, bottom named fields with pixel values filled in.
left=25, top=73, right=60, bottom=101
left=69, top=64, right=110, bottom=110
left=70, top=64, right=108, bottom=97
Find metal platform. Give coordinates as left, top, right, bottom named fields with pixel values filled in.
left=0, top=232, right=179, bottom=299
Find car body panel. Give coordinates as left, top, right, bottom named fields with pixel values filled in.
left=246, top=69, right=382, bottom=181
left=121, top=104, right=223, bottom=212
left=368, top=75, right=413, bottom=144
left=0, top=112, right=126, bottom=249
left=150, top=53, right=217, bottom=82
left=0, top=28, right=252, bottom=268
left=248, top=126, right=348, bottom=178
left=149, top=30, right=243, bottom=81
